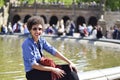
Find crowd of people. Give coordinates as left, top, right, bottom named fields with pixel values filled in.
left=0, top=16, right=120, bottom=40
left=106, top=25, right=120, bottom=39
left=45, top=19, right=75, bottom=37
left=0, top=18, right=76, bottom=36
left=78, top=24, right=103, bottom=39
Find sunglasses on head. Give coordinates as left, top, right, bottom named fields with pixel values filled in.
left=32, top=27, right=42, bottom=31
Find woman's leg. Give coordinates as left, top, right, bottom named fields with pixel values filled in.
left=26, top=69, right=51, bottom=80
left=57, top=64, right=79, bottom=80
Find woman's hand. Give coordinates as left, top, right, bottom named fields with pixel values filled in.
left=69, top=62, right=77, bottom=73
left=51, top=67, right=66, bottom=79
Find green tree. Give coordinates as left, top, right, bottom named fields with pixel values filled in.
left=106, top=0, right=120, bottom=11
left=0, top=0, right=4, bottom=7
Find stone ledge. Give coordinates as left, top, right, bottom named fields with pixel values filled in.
left=78, top=66, right=120, bottom=80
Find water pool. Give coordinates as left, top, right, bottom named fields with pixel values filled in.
left=0, top=36, right=120, bottom=80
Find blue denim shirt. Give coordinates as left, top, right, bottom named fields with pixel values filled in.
left=22, top=36, right=57, bottom=72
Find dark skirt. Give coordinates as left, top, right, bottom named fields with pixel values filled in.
left=26, top=64, right=79, bottom=80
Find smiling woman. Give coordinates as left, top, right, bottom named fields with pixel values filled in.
left=21, top=16, right=79, bottom=80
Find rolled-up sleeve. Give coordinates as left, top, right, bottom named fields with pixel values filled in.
left=42, top=38, right=57, bottom=55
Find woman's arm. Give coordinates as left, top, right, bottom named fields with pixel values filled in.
left=54, top=51, right=77, bottom=72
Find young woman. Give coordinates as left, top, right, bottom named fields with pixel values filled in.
left=21, top=16, right=79, bottom=80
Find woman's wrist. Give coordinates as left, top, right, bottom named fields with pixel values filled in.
left=50, top=67, right=54, bottom=72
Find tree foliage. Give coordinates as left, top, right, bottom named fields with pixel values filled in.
left=105, top=0, right=120, bottom=11
left=0, top=0, right=4, bottom=7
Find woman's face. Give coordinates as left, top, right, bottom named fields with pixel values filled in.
left=30, top=24, right=43, bottom=42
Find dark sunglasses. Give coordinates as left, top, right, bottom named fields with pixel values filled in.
left=32, top=27, right=42, bottom=31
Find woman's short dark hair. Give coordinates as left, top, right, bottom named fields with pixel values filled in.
left=27, top=16, right=44, bottom=31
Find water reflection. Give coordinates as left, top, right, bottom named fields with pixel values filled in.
left=0, top=37, right=120, bottom=80
left=0, top=37, right=25, bottom=80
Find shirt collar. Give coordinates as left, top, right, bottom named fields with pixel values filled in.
left=28, top=34, right=41, bottom=44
